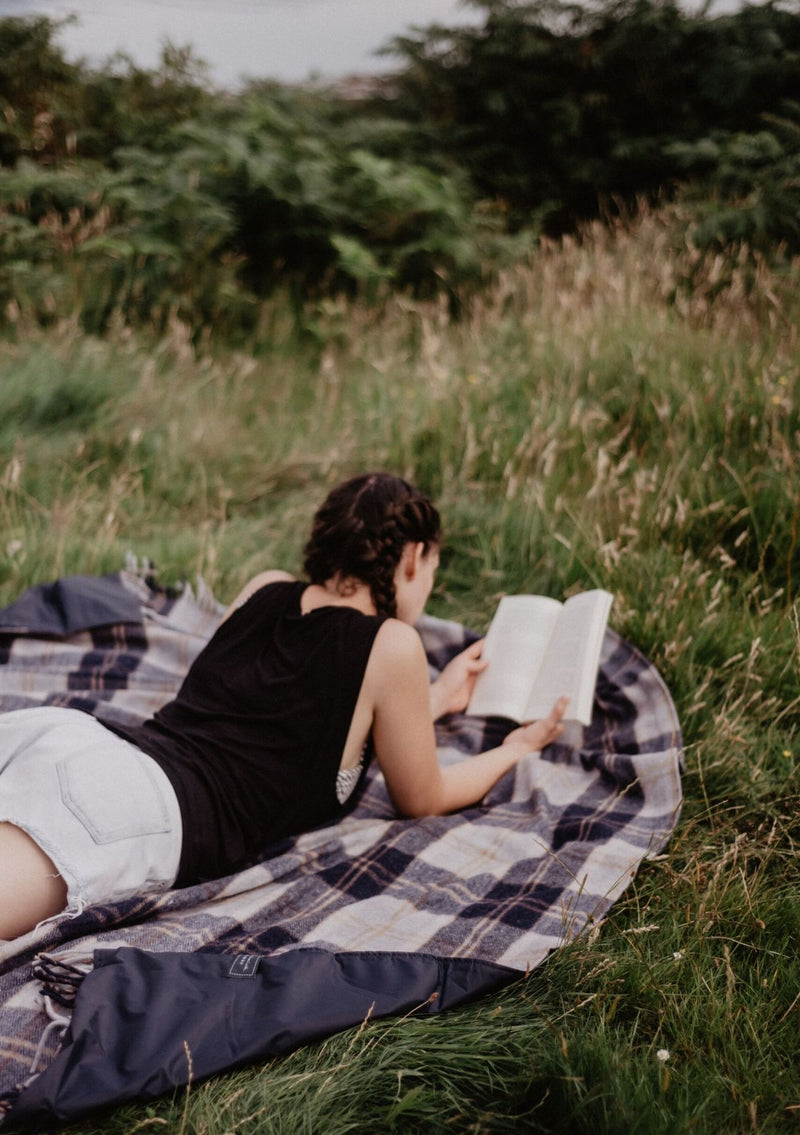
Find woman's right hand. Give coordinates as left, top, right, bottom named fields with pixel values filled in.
left=502, top=696, right=569, bottom=753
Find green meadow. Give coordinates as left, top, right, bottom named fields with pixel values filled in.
left=1, top=206, right=798, bottom=1133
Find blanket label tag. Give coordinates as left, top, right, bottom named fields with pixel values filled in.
left=228, top=954, right=261, bottom=979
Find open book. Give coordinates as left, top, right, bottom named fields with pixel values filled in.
left=466, top=589, right=613, bottom=726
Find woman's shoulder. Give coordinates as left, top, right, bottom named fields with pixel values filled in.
left=222, top=571, right=297, bottom=621
left=370, top=618, right=428, bottom=676
left=245, top=569, right=296, bottom=590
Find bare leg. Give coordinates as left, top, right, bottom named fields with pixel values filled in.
left=0, top=822, right=68, bottom=939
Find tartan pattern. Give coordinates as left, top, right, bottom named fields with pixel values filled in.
left=0, top=572, right=682, bottom=1110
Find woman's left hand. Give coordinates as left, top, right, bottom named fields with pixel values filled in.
left=429, top=639, right=488, bottom=720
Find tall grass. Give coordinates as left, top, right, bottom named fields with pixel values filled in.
left=1, top=208, right=798, bottom=1133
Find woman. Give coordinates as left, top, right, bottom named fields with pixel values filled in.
left=0, top=473, right=567, bottom=939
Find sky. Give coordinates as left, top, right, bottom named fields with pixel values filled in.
left=0, top=0, right=483, bottom=87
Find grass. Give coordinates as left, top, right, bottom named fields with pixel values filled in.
left=1, top=207, right=798, bottom=1133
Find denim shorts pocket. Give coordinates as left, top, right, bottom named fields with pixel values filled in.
left=57, top=750, right=173, bottom=845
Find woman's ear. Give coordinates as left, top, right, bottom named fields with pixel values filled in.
left=402, top=542, right=425, bottom=580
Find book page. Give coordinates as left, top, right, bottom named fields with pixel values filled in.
left=522, top=590, right=612, bottom=725
left=467, top=595, right=562, bottom=720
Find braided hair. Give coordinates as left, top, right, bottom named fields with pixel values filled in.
left=302, top=473, right=441, bottom=618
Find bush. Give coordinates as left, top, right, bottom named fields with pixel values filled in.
left=384, top=0, right=800, bottom=241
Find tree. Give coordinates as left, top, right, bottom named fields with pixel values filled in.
left=383, top=0, right=800, bottom=235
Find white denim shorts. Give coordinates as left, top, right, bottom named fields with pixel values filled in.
left=0, top=707, right=183, bottom=916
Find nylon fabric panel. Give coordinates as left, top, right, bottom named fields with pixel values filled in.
left=8, top=947, right=516, bottom=1127
left=0, top=575, right=142, bottom=635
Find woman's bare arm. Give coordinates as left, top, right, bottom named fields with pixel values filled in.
left=369, top=622, right=567, bottom=817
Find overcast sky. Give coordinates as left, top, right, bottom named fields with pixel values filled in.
left=0, top=0, right=486, bottom=87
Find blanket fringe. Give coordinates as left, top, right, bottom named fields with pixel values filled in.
left=33, top=953, right=91, bottom=1009
left=27, top=997, right=72, bottom=1076
left=0, top=995, right=73, bottom=1124
left=0, top=996, right=72, bottom=1124
left=0, top=955, right=91, bottom=1124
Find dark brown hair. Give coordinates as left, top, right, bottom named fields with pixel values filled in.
left=302, top=473, right=441, bottom=617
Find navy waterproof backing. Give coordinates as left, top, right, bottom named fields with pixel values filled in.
left=9, top=947, right=515, bottom=1126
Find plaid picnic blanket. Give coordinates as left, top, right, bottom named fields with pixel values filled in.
left=0, top=570, right=682, bottom=1124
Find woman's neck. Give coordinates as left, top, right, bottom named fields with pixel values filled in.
left=301, top=577, right=377, bottom=617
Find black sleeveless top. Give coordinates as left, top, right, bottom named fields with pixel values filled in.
left=115, top=581, right=385, bottom=886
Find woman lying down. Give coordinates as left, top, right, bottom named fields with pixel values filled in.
left=0, top=473, right=567, bottom=940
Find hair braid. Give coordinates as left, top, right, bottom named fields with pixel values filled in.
left=302, top=473, right=441, bottom=617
